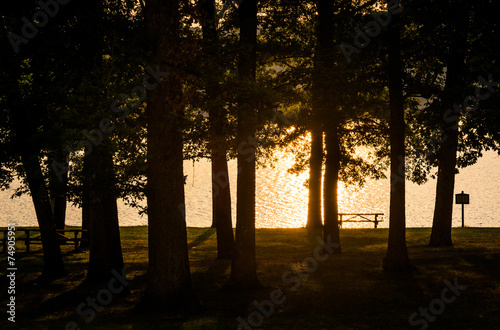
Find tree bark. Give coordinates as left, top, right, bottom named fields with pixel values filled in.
left=211, top=154, right=235, bottom=259
left=227, top=0, right=262, bottom=289
left=309, top=2, right=326, bottom=229
left=201, top=0, right=235, bottom=260
left=307, top=124, right=323, bottom=229
left=430, top=128, right=458, bottom=246
left=313, top=0, right=341, bottom=250
left=48, top=150, right=68, bottom=230
left=84, top=146, right=125, bottom=283
left=21, top=152, right=66, bottom=281
left=52, top=192, right=67, bottom=230
left=429, top=4, right=470, bottom=247
left=143, top=0, right=199, bottom=311
left=323, top=129, right=341, bottom=253
left=383, top=2, right=413, bottom=271
left=72, top=0, right=125, bottom=282
left=81, top=157, right=91, bottom=248
left=10, top=92, right=65, bottom=281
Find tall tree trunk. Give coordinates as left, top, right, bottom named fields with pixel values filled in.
left=49, top=150, right=68, bottom=230
left=323, top=129, right=341, bottom=253
left=80, top=156, right=91, bottom=248
left=307, top=124, right=323, bottom=229
left=21, top=152, right=66, bottom=281
left=227, top=0, right=261, bottom=289
left=10, top=91, right=65, bottom=281
left=52, top=190, right=67, bottom=230
left=430, top=130, right=458, bottom=247
left=429, top=4, right=470, bottom=247
left=74, top=0, right=125, bottom=282
left=143, top=0, right=199, bottom=311
left=383, top=2, right=412, bottom=271
left=201, top=0, right=235, bottom=260
left=314, top=0, right=341, bottom=250
left=81, top=198, right=90, bottom=248
left=211, top=155, right=235, bottom=259
left=84, top=146, right=125, bottom=282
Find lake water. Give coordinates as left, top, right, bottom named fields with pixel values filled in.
left=1, top=151, right=498, bottom=228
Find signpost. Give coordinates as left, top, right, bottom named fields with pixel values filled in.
left=455, top=191, right=470, bottom=228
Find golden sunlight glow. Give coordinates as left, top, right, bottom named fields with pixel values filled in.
left=253, top=136, right=387, bottom=228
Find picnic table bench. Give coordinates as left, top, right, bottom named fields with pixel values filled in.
left=339, top=213, right=384, bottom=228
left=1, top=228, right=87, bottom=252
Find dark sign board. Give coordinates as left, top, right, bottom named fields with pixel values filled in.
left=456, top=192, right=469, bottom=204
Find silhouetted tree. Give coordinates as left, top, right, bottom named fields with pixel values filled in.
left=383, top=0, right=413, bottom=271
left=200, top=0, right=235, bottom=259
left=142, top=0, right=200, bottom=311
left=307, top=128, right=323, bottom=229
left=48, top=148, right=68, bottom=230
left=429, top=2, right=470, bottom=247
left=228, top=0, right=262, bottom=289
left=72, top=0, right=126, bottom=282
left=315, top=0, right=342, bottom=253
left=403, top=0, right=499, bottom=246
left=0, top=3, right=66, bottom=282
left=21, top=150, right=66, bottom=280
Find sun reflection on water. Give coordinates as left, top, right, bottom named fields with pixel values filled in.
left=254, top=146, right=388, bottom=229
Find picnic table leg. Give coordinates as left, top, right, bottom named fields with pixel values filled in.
left=374, top=215, right=378, bottom=228
left=25, top=230, right=30, bottom=252
left=74, top=231, right=79, bottom=251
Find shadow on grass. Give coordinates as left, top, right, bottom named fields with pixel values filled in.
left=26, top=273, right=130, bottom=323
left=5, top=228, right=499, bottom=329
left=188, top=228, right=215, bottom=250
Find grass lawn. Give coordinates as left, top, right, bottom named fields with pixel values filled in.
left=1, top=227, right=499, bottom=329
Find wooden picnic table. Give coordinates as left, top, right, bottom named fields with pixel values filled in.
left=1, top=228, right=87, bottom=252
left=338, top=213, right=384, bottom=228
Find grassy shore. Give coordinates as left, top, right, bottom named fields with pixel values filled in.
left=1, top=227, right=499, bottom=329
